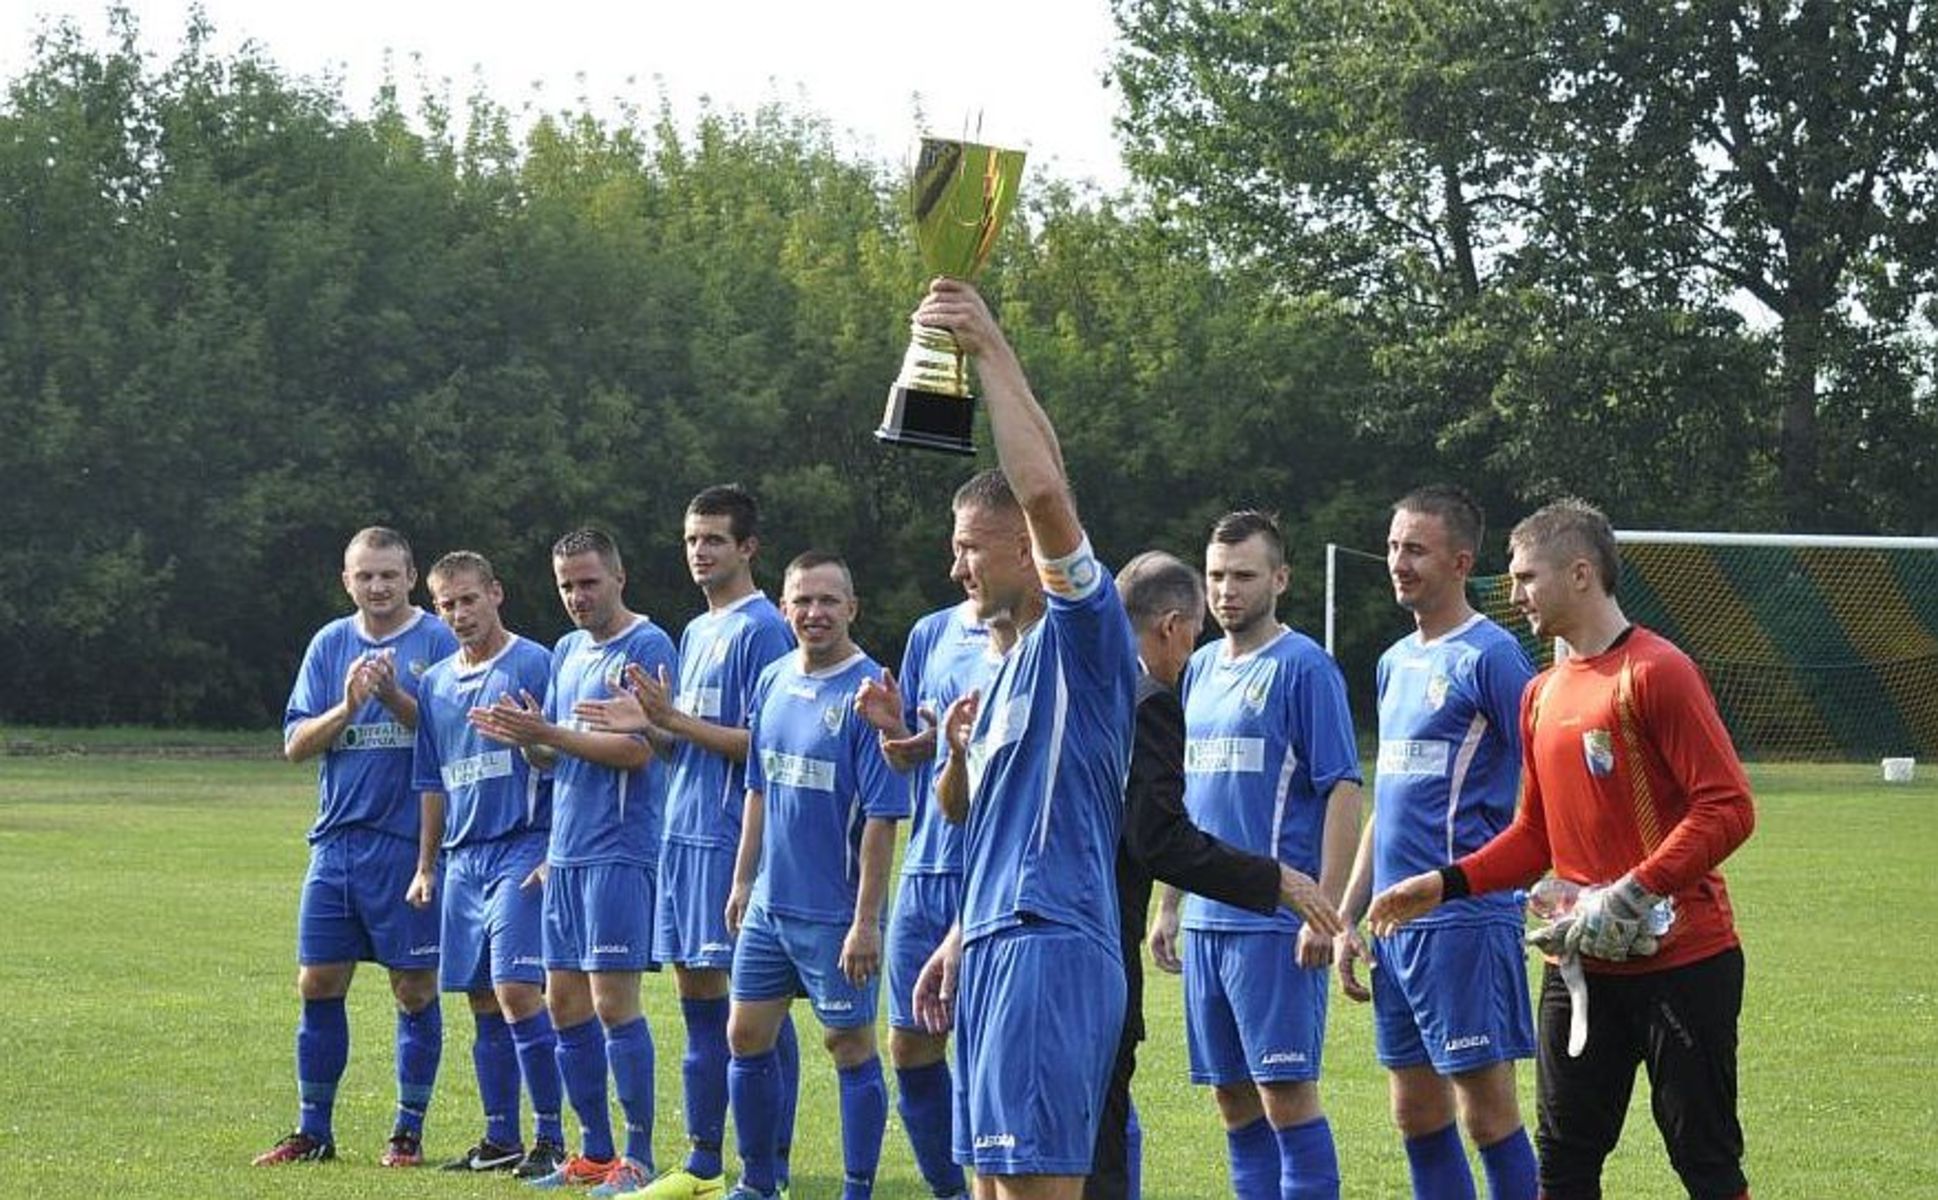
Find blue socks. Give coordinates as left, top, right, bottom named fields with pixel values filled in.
left=1405, top=1123, right=1477, bottom=1200
left=1228, top=1116, right=1279, bottom=1200
left=295, top=997, right=348, bottom=1141
left=394, top=1000, right=442, bottom=1137
left=681, top=996, right=730, bottom=1178
left=1478, top=1127, right=1538, bottom=1200
left=510, top=1010, right=565, bottom=1145
left=728, top=1049, right=782, bottom=1195
left=836, top=1057, right=887, bottom=1199
left=1276, top=1115, right=1340, bottom=1200
left=606, top=1016, right=657, bottom=1169
left=774, top=1013, right=800, bottom=1186
left=556, top=1017, right=615, bottom=1161
left=894, top=1060, right=964, bottom=1197
left=472, top=1011, right=522, bottom=1149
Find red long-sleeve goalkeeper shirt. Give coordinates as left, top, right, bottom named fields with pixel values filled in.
left=1458, top=626, right=1756, bottom=975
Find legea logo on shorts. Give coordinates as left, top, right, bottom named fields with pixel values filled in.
left=513, top=956, right=543, bottom=967
left=974, top=1133, right=1017, bottom=1150
left=1259, top=1050, right=1309, bottom=1066
left=819, top=999, right=855, bottom=1013
left=408, top=943, right=440, bottom=956
left=591, top=943, right=631, bottom=955
left=1444, top=1034, right=1492, bottom=1053
left=700, top=942, right=733, bottom=954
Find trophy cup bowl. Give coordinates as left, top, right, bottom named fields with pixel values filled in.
left=876, top=137, right=1027, bottom=455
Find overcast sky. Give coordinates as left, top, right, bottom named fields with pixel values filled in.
left=1, top=0, right=1132, bottom=188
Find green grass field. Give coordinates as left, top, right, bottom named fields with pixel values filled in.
left=1, top=744, right=1933, bottom=1198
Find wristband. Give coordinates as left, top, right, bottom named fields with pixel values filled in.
left=1035, top=536, right=1104, bottom=601
left=1437, top=864, right=1472, bottom=901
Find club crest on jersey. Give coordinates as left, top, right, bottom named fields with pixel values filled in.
left=408, top=658, right=429, bottom=678
left=603, top=657, right=627, bottom=691
left=1426, top=673, right=1449, bottom=711
left=1242, top=674, right=1271, bottom=714
left=822, top=702, right=846, bottom=735
left=1582, top=729, right=1615, bottom=777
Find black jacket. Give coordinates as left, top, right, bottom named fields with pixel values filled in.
left=1114, top=670, right=1281, bottom=1041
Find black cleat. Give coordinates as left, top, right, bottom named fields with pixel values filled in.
left=442, top=1138, right=526, bottom=1171
left=512, top=1138, right=570, bottom=1180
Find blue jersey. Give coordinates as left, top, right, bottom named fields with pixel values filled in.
left=898, top=601, right=997, bottom=877
left=543, top=617, right=679, bottom=868
left=411, top=634, right=554, bottom=849
left=745, top=650, right=909, bottom=924
left=285, top=609, right=459, bottom=844
left=1373, top=614, right=1534, bottom=927
left=1181, top=627, right=1361, bottom=933
left=662, top=592, right=795, bottom=852
left=959, top=544, right=1139, bottom=956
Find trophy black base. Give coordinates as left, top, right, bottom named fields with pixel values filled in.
left=875, top=384, right=976, bottom=456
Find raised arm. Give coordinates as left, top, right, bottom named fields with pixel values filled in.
left=914, top=279, right=1082, bottom=559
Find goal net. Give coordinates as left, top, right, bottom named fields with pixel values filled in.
left=1326, top=532, right=1938, bottom=762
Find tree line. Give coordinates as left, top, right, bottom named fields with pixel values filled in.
left=2, top=5, right=1933, bottom=728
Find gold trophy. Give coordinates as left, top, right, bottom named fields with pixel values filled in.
left=876, top=137, right=1027, bottom=455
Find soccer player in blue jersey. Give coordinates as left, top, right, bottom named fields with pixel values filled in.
left=1161, top=510, right=1362, bottom=1200
left=622, top=485, right=800, bottom=1200
left=907, top=279, right=1141, bottom=1200
left=854, top=590, right=992, bottom=1200
left=720, top=551, right=909, bottom=1200
left=468, top=529, right=678, bottom=1195
left=1111, top=551, right=1345, bottom=1200
left=406, top=551, right=568, bottom=1178
left=255, top=526, right=459, bottom=1168
left=1333, top=487, right=1539, bottom=1200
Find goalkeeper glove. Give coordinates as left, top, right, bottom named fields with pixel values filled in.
left=1562, top=873, right=1667, bottom=961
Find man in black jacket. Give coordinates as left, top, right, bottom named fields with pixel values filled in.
left=1086, top=552, right=1344, bottom=1199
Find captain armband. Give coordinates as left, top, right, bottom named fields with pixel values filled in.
left=1035, top=536, right=1105, bottom=601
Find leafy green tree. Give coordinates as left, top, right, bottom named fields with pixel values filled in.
left=1110, top=0, right=1938, bottom=531
left=1536, top=0, right=1938, bottom=526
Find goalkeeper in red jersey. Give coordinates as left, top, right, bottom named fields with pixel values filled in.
left=1368, top=499, right=1756, bottom=1200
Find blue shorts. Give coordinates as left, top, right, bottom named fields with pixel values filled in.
left=731, top=905, right=877, bottom=1029
left=1184, top=927, right=1327, bottom=1085
left=654, top=841, right=738, bottom=970
left=543, top=861, right=659, bottom=973
left=299, top=827, right=441, bottom=970
left=440, top=833, right=549, bottom=992
left=953, top=922, right=1124, bottom=1176
left=886, top=872, right=961, bottom=1032
left=1372, top=921, right=1535, bottom=1074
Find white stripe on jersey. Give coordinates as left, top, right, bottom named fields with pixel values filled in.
left=1015, top=657, right=1068, bottom=916
left=1444, top=712, right=1489, bottom=861
left=719, top=757, right=741, bottom=822
left=1033, top=659, right=1070, bottom=858
left=844, top=794, right=859, bottom=888
left=1269, top=741, right=1300, bottom=863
